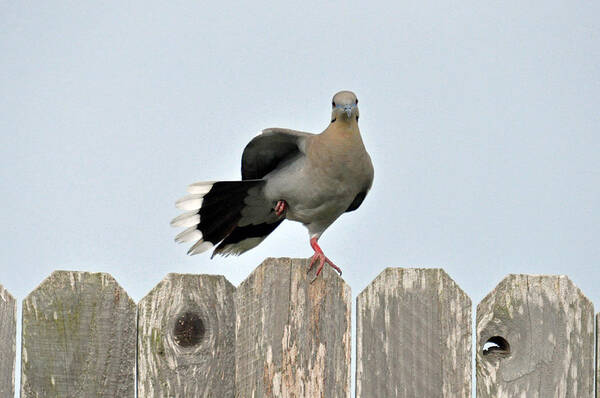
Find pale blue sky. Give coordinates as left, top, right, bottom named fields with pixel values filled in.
left=1, top=1, right=599, bottom=395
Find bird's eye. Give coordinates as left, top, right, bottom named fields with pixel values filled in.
left=355, top=99, right=358, bottom=105
left=332, top=101, right=336, bottom=107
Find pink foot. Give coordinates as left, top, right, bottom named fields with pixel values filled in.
left=275, top=200, right=287, bottom=217
left=307, top=237, right=342, bottom=282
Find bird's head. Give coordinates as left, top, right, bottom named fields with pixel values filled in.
left=331, top=91, right=359, bottom=123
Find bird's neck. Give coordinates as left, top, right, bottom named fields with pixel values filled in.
left=314, top=119, right=364, bottom=156
left=322, top=118, right=361, bottom=141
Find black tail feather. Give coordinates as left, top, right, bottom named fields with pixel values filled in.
left=212, top=220, right=283, bottom=257
left=198, top=180, right=265, bottom=245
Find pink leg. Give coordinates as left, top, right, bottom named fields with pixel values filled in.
left=275, top=200, right=288, bottom=217
left=307, top=236, right=342, bottom=282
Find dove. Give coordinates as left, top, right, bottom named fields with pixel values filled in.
left=171, top=90, right=374, bottom=279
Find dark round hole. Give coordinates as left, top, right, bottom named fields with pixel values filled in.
left=482, top=336, right=510, bottom=357
left=173, top=311, right=205, bottom=347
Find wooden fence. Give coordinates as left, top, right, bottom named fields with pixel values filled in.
left=0, top=257, right=597, bottom=397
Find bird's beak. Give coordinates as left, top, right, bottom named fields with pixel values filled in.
left=343, top=104, right=354, bottom=118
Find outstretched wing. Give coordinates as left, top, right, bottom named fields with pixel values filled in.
left=205, top=129, right=312, bottom=257
left=241, top=128, right=312, bottom=180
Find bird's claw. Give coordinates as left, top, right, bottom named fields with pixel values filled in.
left=307, top=252, right=342, bottom=283
left=275, top=200, right=288, bottom=218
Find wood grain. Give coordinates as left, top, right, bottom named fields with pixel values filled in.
left=597, top=313, right=599, bottom=398
left=235, top=257, right=351, bottom=398
left=356, top=268, right=472, bottom=397
left=137, top=273, right=236, bottom=397
left=476, top=274, right=594, bottom=398
left=20, top=271, right=136, bottom=398
left=0, top=284, right=16, bottom=397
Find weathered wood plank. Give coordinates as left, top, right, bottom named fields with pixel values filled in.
left=476, top=274, right=594, bottom=398
left=235, top=257, right=351, bottom=398
left=21, top=271, right=136, bottom=398
left=356, top=268, right=472, bottom=397
left=0, top=284, right=16, bottom=397
left=597, top=313, right=599, bottom=398
left=137, top=273, right=236, bottom=397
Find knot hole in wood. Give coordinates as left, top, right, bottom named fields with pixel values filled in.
left=482, top=335, right=510, bottom=357
left=173, top=311, right=205, bottom=348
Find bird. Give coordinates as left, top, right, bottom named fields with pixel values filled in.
left=171, top=90, right=374, bottom=280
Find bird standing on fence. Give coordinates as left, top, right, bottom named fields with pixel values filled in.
left=171, top=91, right=374, bottom=279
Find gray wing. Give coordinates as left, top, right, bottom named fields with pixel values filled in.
left=241, top=128, right=313, bottom=180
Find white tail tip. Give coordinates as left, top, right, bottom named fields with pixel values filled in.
left=187, top=181, right=214, bottom=195
left=170, top=211, right=201, bottom=228
left=175, top=194, right=204, bottom=211
left=188, top=240, right=214, bottom=255
left=175, top=226, right=203, bottom=243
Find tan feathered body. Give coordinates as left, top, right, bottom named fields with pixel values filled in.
left=263, top=116, right=373, bottom=237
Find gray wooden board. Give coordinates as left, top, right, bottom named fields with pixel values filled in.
left=235, top=257, right=352, bottom=398
left=20, top=271, right=136, bottom=398
left=137, top=273, right=236, bottom=397
left=476, top=274, right=594, bottom=398
left=356, top=268, right=472, bottom=397
left=0, top=284, right=16, bottom=397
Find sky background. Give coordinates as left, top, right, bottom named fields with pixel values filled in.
left=1, top=1, right=599, bottom=395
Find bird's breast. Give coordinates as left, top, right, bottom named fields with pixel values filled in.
left=263, top=129, right=372, bottom=226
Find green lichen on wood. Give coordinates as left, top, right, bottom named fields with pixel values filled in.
left=21, top=271, right=136, bottom=397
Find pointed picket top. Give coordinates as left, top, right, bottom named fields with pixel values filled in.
left=0, top=284, right=16, bottom=397
left=356, top=267, right=472, bottom=398
left=235, top=257, right=352, bottom=398
left=21, top=271, right=136, bottom=397
left=477, top=274, right=594, bottom=398
left=137, top=273, right=236, bottom=397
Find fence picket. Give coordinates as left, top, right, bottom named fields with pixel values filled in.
left=137, top=273, right=236, bottom=397
left=476, top=274, right=594, bottom=398
left=0, top=284, right=16, bottom=397
left=234, top=257, right=352, bottom=397
left=20, top=271, right=136, bottom=397
left=356, top=268, right=472, bottom=397
left=597, top=313, right=599, bottom=398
